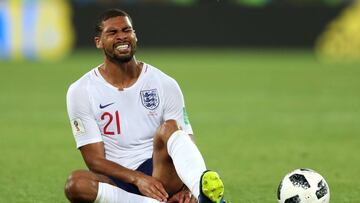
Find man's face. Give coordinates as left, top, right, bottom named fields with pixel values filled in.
left=95, top=16, right=137, bottom=63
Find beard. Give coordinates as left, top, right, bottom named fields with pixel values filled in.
left=104, top=43, right=136, bottom=64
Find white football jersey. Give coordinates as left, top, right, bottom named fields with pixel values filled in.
left=66, top=63, right=193, bottom=170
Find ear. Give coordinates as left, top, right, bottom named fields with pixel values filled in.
left=95, top=36, right=103, bottom=49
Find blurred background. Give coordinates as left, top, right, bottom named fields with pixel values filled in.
left=1, top=0, right=360, bottom=202
left=0, top=0, right=360, bottom=60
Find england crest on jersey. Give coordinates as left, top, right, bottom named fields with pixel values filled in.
left=140, top=89, right=160, bottom=110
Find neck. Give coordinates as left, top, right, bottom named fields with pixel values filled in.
left=100, top=57, right=142, bottom=90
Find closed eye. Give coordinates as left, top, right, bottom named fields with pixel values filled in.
left=123, top=27, right=134, bottom=33
left=107, top=29, right=117, bottom=35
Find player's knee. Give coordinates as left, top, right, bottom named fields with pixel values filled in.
left=156, top=120, right=180, bottom=141
left=65, top=170, right=97, bottom=202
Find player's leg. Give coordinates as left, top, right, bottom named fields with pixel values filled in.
left=154, top=120, right=226, bottom=203
left=65, top=170, right=160, bottom=203
left=64, top=169, right=110, bottom=202
left=152, top=125, right=184, bottom=196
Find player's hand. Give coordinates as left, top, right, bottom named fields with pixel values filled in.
left=167, top=186, right=197, bottom=203
left=134, top=172, right=168, bottom=202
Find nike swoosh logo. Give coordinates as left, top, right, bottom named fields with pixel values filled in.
left=99, top=102, right=115, bottom=109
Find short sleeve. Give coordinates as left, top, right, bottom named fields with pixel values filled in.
left=66, top=82, right=103, bottom=148
left=162, top=78, right=193, bottom=135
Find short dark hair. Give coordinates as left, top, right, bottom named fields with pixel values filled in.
left=95, top=9, right=133, bottom=36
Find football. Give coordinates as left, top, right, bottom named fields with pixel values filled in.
left=277, top=168, right=330, bottom=203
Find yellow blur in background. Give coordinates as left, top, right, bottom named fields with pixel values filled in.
left=0, top=0, right=74, bottom=61
left=316, top=0, right=360, bottom=62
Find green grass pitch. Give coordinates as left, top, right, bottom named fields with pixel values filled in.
left=0, top=49, right=359, bottom=202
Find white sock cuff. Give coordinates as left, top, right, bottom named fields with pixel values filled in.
left=167, top=130, right=188, bottom=153
left=94, top=182, right=105, bottom=203
left=94, top=182, right=161, bottom=203
left=166, top=130, right=206, bottom=198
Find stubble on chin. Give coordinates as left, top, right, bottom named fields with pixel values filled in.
left=104, top=45, right=136, bottom=64
left=114, top=55, right=133, bottom=63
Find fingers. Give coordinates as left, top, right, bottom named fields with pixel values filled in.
left=183, top=191, right=193, bottom=203
left=166, top=190, right=196, bottom=203
left=179, top=190, right=194, bottom=203
left=153, top=182, right=169, bottom=201
left=179, top=193, right=186, bottom=203
left=167, top=195, right=177, bottom=203
left=142, top=186, right=167, bottom=202
left=190, top=195, right=197, bottom=203
left=153, top=181, right=168, bottom=201
left=136, top=175, right=168, bottom=202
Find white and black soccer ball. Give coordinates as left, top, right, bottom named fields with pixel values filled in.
left=277, top=168, right=330, bottom=203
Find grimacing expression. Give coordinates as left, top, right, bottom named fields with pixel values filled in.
left=96, top=16, right=137, bottom=63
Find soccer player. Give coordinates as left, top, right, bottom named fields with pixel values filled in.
left=65, top=9, right=226, bottom=203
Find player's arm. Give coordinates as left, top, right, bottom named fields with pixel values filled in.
left=79, top=142, right=168, bottom=201
left=66, top=83, right=168, bottom=201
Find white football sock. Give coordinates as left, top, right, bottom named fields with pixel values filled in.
left=167, top=130, right=207, bottom=198
left=94, top=182, right=161, bottom=203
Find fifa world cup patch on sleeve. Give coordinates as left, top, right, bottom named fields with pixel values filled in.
left=70, top=118, right=85, bottom=136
